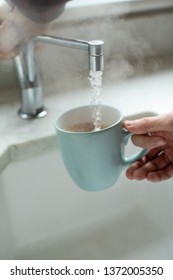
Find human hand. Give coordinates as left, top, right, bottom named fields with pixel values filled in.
left=124, top=111, right=173, bottom=182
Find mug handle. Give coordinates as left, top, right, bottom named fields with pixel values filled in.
left=122, top=128, right=148, bottom=169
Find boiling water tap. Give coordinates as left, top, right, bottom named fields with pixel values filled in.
left=14, top=35, right=104, bottom=119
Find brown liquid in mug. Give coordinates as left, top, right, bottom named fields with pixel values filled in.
left=69, top=122, right=108, bottom=132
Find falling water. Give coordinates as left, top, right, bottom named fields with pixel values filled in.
left=89, top=70, right=103, bottom=130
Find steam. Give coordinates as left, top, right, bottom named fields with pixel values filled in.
left=0, top=0, right=160, bottom=82
left=98, top=14, right=160, bottom=82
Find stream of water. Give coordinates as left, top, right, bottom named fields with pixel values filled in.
left=89, top=70, right=103, bottom=130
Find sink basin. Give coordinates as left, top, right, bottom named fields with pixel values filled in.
left=1, top=0, right=173, bottom=260
left=1, top=139, right=173, bottom=260
left=1, top=69, right=173, bottom=260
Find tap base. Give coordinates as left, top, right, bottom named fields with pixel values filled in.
left=18, top=106, right=48, bottom=120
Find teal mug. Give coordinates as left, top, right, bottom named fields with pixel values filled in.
left=55, top=105, right=147, bottom=191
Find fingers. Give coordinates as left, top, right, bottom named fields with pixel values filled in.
left=126, top=156, right=148, bottom=180
left=131, top=134, right=166, bottom=149
left=126, top=148, right=158, bottom=180
left=146, top=164, right=173, bottom=182
left=124, top=111, right=173, bottom=182
left=126, top=149, right=172, bottom=182
left=124, top=113, right=172, bottom=134
left=124, top=116, right=161, bottom=134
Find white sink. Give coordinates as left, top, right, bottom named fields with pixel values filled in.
left=1, top=141, right=173, bottom=260
left=1, top=70, right=173, bottom=260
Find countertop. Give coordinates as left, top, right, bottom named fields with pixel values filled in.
left=0, top=67, right=173, bottom=174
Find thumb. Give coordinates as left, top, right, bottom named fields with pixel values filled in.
left=124, top=114, right=168, bottom=134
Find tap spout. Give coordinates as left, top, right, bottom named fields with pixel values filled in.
left=88, top=40, right=104, bottom=72
left=26, top=35, right=104, bottom=83
left=15, top=35, right=104, bottom=119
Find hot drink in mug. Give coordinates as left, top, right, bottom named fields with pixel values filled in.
left=55, top=105, right=146, bottom=191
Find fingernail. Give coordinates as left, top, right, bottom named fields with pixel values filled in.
left=124, top=120, right=134, bottom=127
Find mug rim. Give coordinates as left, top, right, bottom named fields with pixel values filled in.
left=55, top=105, right=123, bottom=134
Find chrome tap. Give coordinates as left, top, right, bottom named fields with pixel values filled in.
left=14, top=35, right=104, bottom=119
